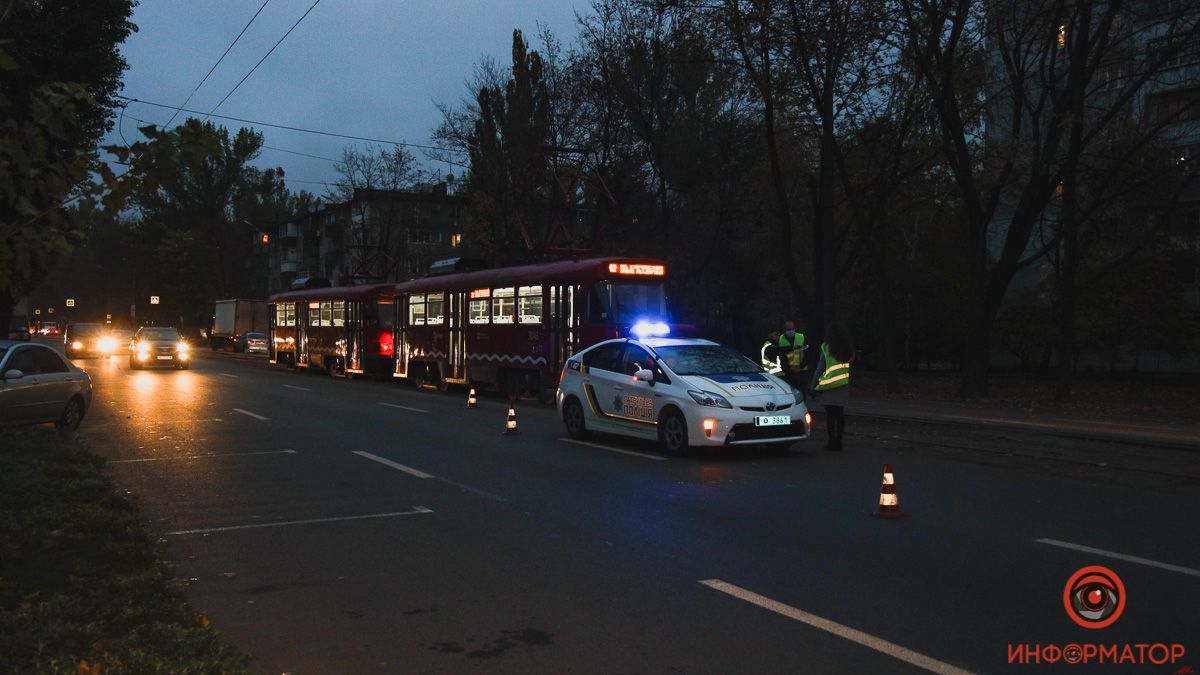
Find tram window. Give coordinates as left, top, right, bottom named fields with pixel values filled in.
left=426, top=292, right=445, bottom=325
left=332, top=301, right=345, bottom=327
left=493, top=288, right=515, bottom=324
left=309, top=301, right=321, bottom=327
left=275, top=303, right=296, bottom=327
left=518, top=285, right=543, bottom=324
left=469, top=299, right=489, bottom=324
left=375, top=300, right=395, bottom=328
left=408, top=294, right=426, bottom=326
left=320, top=301, right=333, bottom=327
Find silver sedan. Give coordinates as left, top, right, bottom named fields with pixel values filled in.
left=0, top=340, right=92, bottom=431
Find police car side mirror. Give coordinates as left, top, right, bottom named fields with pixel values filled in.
left=4, top=369, right=24, bottom=380
left=634, top=368, right=655, bottom=385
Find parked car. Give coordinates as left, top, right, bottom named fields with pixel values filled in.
left=0, top=340, right=92, bottom=431
left=38, top=321, right=61, bottom=337
left=236, top=332, right=269, bottom=354
left=64, top=322, right=118, bottom=358
left=556, top=336, right=811, bottom=454
left=129, top=327, right=191, bottom=370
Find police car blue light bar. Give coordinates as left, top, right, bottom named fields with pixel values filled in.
left=631, top=320, right=671, bottom=339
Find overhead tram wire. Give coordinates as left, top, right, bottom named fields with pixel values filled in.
left=205, top=0, right=323, bottom=117
left=163, top=0, right=273, bottom=129
left=117, top=95, right=469, bottom=159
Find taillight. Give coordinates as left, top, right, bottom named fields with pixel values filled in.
left=378, top=329, right=394, bottom=356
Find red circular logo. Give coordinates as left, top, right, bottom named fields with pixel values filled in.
left=1063, top=566, right=1126, bottom=629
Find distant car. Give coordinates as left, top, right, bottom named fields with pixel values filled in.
left=556, top=335, right=811, bottom=454
left=64, top=323, right=118, bottom=358
left=236, top=332, right=269, bottom=354
left=0, top=340, right=92, bottom=431
left=130, top=327, right=191, bottom=370
left=38, top=322, right=61, bottom=337
left=109, top=329, right=134, bottom=352
left=7, top=314, right=30, bottom=341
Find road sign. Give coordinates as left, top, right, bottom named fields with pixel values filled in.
left=48, top=307, right=54, bottom=314
left=66, top=298, right=75, bottom=307
left=34, top=309, right=41, bottom=315
left=150, top=295, right=160, bottom=305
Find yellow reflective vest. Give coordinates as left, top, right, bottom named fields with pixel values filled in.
left=777, top=332, right=807, bottom=370
left=815, top=343, right=850, bottom=391
left=760, top=340, right=782, bottom=375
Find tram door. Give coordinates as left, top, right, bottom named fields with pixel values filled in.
left=395, top=294, right=409, bottom=378
left=297, top=302, right=312, bottom=366
left=267, top=304, right=277, bottom=362
left=547, top=284, right=579, bottom=386
left=346, top=301, right=363, bottom=373
left=448, top=291, right=466, bottom=381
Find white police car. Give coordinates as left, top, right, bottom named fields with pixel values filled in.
left=556, top=335, right=811, bottom=454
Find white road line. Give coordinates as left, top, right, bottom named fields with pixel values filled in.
left=378, top=402, right=429, bottom=413
left=232, top=408, right=269, bottom=421
left=558, top=437, right=668, bottom=461
left=352, top=450, right=434, bottom=478
left=282, top=384, right=311, bottom=391
left=110, top=449, right=296, bottom=464
left=219, top=373, right=240, bottom=378
left=1035, top=538, right=1200, bottom=578
left=700, top=579, right=972, bottom=675
left=166, top=507, right=433, bottom=536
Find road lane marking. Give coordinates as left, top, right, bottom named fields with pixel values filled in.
left=166, top=507, right=433, bottom=536
left=219, top=373, right=240, bottom=378
left=232, top=408, right=269, bottom=421
left=558, top=437, right=668, bottom=461
left=438, top=478, right=508, bottom=502
left=1035, top=538, right=1200, bottom=577
left=282, top=384, right=311, bottom=391
left=699, top=579, right=972, bottom=675
left=378, top=402, right=430, bottom=413
left=352, top=450, right=434, bottom=478
left=110, top=449, right=296, bottom=464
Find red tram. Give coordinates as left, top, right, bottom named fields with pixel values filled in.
left=392, top=257, right=670, bottom=399
left=268, top=283, right=395, bottom=376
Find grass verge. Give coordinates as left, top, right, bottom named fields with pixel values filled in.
left=0, top=428, right=246, bottom=674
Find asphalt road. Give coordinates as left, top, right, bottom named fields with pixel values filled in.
left=68, top=346, right=1200, bottom=674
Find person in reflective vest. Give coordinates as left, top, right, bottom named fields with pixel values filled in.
left=760, top=330, right=783, bottom=375
left=777, top=320, right=808, bottom=394
left=809, top=323, right=853, bottom=451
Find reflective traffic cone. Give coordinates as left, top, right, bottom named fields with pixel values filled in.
left=873, top=463, right=907, bottom=519
left=467, top=387, right=478, bottom=408
left=503, top=404, right=519, bottom=435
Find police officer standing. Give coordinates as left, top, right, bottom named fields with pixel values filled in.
left=777, top=320, right=808, bottom=393
left=761, top=330, right=783, bottom=375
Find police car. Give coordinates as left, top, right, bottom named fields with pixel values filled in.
left=556, top=331, right=811, bottom=454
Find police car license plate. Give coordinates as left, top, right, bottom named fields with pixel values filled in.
left=156, top=355, right=173, bottom=360
left=755, top=415, right=790, bottom=427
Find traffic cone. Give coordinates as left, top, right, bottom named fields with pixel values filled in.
left=503, top=404, right=519, bottom=435
left=872, top=463, right=908, bottom=519
left=467, top=387, right=478, bottom=408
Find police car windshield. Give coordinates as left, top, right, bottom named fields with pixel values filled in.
left=654, top=345, right=761, bottom=376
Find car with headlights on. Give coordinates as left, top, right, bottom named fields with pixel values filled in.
left=0, top=340, right=92, bottom=431
left=64, top=322, right=119, bottom=358
left=129, top=327, right=191, bottom=369
left=557, top=336, right=811, bottom=454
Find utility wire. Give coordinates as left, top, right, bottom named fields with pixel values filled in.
left=164, top=0, right=273, bottom=129
left=118, top=95, right=468, bottom=154
left=206, top=0, right=322, bottom=116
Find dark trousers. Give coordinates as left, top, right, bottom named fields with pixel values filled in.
left=825, top=405, right=845, bottom=450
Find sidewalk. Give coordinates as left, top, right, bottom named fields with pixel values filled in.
left=832, top=372, right=1200, bottom=451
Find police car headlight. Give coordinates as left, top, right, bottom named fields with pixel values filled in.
left=688, top=390, right=733, bottom=409
left=791, top=387, right=804, bottom=405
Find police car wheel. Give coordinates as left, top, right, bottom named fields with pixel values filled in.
left=563, top=398, right=590, bottom=439
left=658, top=409, right=690, bottom=455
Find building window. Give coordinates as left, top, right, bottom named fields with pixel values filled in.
left=407, top=258, right=425, bottom=276
left=518, top=285, right=543, bottom=324
left=426, top=292, right=445, bottom=325
left=450, top=233, right=462, bottom=248
left=1056, top=24, right=1066, bottom=48
left=1149, top=37, right=1200, bottom=69
left=408, top=228, right=441, bottom=244
left=408, top=294, right=426, bottom=326
left=1147, top=88, right=1200, bottom=124
left=492, top=287, right=515, bottom=324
